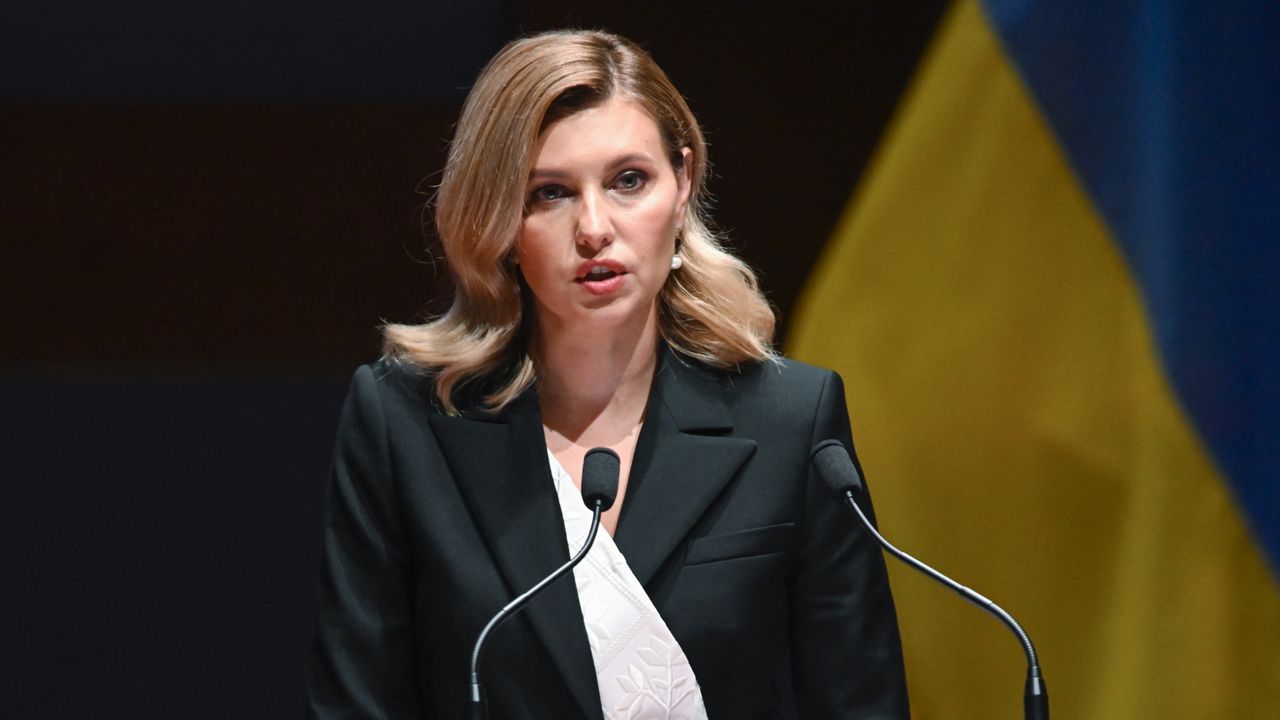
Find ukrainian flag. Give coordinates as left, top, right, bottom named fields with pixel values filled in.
left=789, top=1, right=1280, bottom=717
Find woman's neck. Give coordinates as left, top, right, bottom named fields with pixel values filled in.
left=534, top=308, right=660, bottom=440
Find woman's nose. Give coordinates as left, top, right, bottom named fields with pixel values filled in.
left=574, top=189, right=612, bottom=252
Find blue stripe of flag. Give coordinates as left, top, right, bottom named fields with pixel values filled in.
left=980, top=0, right=1280, bottom=572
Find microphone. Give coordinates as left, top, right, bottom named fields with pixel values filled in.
left=810, top=439, right=1049, bottom=720
left=465, top=447, right=621, bottom=720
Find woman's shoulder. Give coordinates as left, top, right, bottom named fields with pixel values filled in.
left=669, top=350, right=842, bottom=412
left=747, top=354, right=838, bottom=386
left=680, top=351, right=837, bottom=389
left=664, top=352, right=851, bottom=449
left=346, top=357, right=521, bottom=420
left=344, top=356, right=446, bottom=416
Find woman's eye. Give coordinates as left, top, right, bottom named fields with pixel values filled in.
left=530, top=184, right=568, bottom=204
left=614, top=170, right=648, bottom=192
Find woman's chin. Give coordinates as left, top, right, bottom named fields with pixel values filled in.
left=556, top=297, right=659, bottom=333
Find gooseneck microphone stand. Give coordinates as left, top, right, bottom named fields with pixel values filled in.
left=464, top=447, right=620, bottom=720
left=811, top=439, right=1048, bottom=720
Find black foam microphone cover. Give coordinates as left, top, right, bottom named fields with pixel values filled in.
left=810, top=439, right=865, bottom=494
left=581, top=447, right=621, bottom=511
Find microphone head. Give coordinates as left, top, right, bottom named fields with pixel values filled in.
left=581, top=447, right=621, bottom=511
left=810, top=439, right=865, bottom=495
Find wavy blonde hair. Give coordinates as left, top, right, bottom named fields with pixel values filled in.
left=384, top=29, right=776, bottom=413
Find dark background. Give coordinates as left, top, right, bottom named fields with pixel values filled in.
left=1, top=2, right=947, bottom=717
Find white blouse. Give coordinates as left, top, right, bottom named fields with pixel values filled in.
left=547, top=450, right=709, bottom=720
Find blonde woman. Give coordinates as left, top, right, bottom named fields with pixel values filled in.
left=307, top=30, right=908, bottom=720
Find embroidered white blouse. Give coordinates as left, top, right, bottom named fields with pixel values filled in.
left=547, top=450, right=709, bottom=720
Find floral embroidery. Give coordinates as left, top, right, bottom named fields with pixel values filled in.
left=613, top=637, right=699, bottom=719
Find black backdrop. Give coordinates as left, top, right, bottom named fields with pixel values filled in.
left=1, top=2, right=946, bottom=717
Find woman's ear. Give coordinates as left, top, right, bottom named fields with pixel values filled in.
left=675, top=146, right=693, bottom=218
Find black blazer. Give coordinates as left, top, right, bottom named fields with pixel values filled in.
left=306, top=346, right=909, bottom=719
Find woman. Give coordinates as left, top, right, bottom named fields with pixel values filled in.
left=307, top=29, right=909, bottom=719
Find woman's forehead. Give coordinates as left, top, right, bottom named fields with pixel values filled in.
left=531, top=96, right=666, bottom=169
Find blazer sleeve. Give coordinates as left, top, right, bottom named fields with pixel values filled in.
left=789, top=370, right=910, bottom=719
left=306, top=365, right=422, bottom=719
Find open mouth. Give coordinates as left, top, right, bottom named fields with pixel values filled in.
left=575, top=261, right=628, bottom=295
left=577, top=266, right=622, bottom=283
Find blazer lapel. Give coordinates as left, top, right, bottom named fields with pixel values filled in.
left=428, top=393, right=602, bottom=720
left=614, top=348, right=758, bottom=587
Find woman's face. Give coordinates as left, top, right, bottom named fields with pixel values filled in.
left=516, top=94, right=691, bottom=339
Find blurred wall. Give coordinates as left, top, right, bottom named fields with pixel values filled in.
left=0, top=2, right=946, bottom=717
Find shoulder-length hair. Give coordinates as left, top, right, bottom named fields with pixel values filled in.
left=383, top=29, right=776, bottom=413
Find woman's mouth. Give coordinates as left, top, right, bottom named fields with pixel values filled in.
left=575, top=261, right=628, bottom=295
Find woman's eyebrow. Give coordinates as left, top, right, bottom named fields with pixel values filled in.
left=528, top=167, right=568, bottom=181
left=603, top=152, right=654, bottom=170
left=527, top=153, right=656, bottom=181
